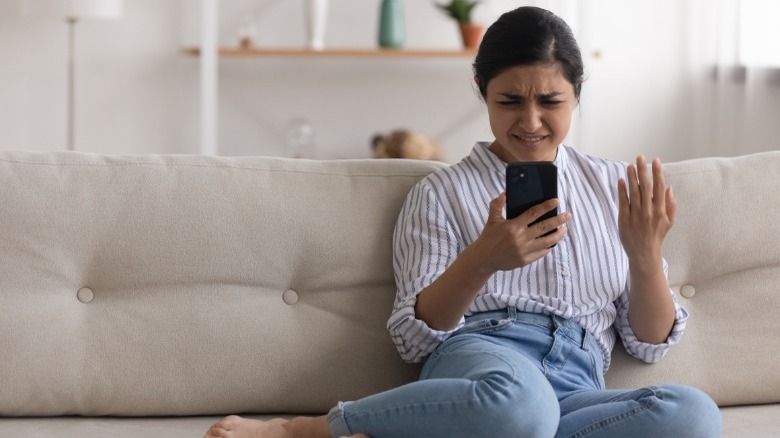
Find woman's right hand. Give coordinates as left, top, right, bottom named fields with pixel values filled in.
left=414, top=193, right=572, bottom=331
left=474, top=192, right=571, bottom=273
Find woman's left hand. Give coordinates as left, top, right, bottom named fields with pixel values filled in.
left=617, top=156, right=677, bottom=270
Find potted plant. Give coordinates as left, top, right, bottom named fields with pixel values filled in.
left=435, top=0, right=482, bottom=49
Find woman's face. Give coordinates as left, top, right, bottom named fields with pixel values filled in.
left=484, top=63, right=576, bottom=163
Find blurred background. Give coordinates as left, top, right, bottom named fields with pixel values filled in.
left=0, top=0, right=778, bottom=163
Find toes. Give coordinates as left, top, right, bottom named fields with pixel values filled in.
left=204, top=426, right=225, bottom=438
left=223, top=415, right=243, bottom=429
left=205, top=416, right=241, bottom=438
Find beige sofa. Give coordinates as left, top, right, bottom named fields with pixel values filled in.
left=0, top=150, right=778, bottom=437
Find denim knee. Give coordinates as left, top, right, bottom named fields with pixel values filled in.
left=419, top=333, right=561, bottom=437
left=653, top=384, right=722, bottom=437
left=474, top=364, right=560, bottom=437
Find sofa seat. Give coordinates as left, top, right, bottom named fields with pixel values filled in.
left=1, top=405, right=778, bottom=437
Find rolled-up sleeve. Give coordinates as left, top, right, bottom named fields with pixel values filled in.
left=387, top=181, right=463, bottom=363
left=614, top=258, right=689, bottom=363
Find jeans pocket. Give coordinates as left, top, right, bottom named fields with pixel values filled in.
left=455, top=317, right=514, bottom=336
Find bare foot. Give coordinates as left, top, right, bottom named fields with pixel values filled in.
left=203, top=415, right=370, bottom=438
left=204, top=415, right=290, bottom=438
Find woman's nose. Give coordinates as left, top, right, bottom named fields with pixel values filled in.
left=517, top=105, right=543, bottom=132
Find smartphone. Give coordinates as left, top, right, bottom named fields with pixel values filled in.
left=506, top=162, right=558, bottom=235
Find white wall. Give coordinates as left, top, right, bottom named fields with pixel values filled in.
left=1, top=0, right=777, bottom=163
left=578, top=0, right=691, bottom=161
left=0, top=0, right=195, bottom=155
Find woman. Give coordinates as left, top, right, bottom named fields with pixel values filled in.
left=204, top=6, right=721, bottom=438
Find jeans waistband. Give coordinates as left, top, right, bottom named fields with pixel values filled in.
left=464, top=308, right=594, bottom=351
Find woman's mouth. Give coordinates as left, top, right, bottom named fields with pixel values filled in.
left=513, top=134, right=548, bottom=147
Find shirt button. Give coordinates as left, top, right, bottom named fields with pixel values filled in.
left=561, top=270, right=570, bottom=278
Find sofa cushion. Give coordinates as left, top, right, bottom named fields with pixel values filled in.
left=605, top=151, right=780, bottom=407
left=0, top=152, right=443, bottom=416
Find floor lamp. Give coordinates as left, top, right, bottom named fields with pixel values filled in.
left=20, top=0, right=123, bottom=151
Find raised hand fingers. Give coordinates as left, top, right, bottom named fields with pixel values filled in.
left=625, top=160, right=641, bottom=213
left=624, top=156, right=665, bottom=213
left=651, top=158, right=667, bottom=212
left=636, top=155, right=653, bottom=211
left=617, top=177, right=630, bottom=218
left=617, top=156, right=676, bottom=260
left=665, top=185, right=677, bottom=226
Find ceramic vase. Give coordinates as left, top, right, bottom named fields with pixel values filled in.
left=378, top=0, right=404, bottom=48
left=459, top=23, right=483, bottom=50
left=305, top=0, right=328, bottom=51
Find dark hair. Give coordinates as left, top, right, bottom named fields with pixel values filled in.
left=473, top=6, right=584, bottom=101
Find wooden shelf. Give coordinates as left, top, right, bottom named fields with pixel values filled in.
left=182, top=47, right=477, bottom=59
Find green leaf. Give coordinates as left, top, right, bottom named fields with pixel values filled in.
left=435, top=0, right=480, bottom=23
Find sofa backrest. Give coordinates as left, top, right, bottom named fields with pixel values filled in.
left=0, top=152, right=441, bottom=416
left=1, top=150, right=778, bottom=416
left=605, top=151, right=780, bottom=407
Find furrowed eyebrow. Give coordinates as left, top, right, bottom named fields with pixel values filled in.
left=498, top=91, right=564, bottom=99
left=539, top=92, right=564, bottom=99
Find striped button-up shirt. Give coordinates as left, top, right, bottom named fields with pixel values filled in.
left=388, top=142, right=688, bottom=369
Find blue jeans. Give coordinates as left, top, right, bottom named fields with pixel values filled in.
left=328, top=308, right=721, bottom=437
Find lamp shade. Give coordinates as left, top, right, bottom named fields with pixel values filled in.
left=20, top=0, right=123, bottom=19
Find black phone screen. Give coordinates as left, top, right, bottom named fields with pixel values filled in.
left=506, top=162, right=558, bottom=226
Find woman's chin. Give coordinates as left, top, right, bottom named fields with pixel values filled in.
left=508, top=139, right=557, bottom=162
left=489, top=139, right=559, bottom=163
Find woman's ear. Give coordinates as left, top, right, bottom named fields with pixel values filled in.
left=473, top=75, right=486, bottom=102
left=575, top=74, right=585, bottom=104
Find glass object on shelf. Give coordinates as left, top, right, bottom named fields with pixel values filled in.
left=286, top=118, right=316, bottom=158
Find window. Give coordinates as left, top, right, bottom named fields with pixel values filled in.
left=739, top=0, right=780, bottom=67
